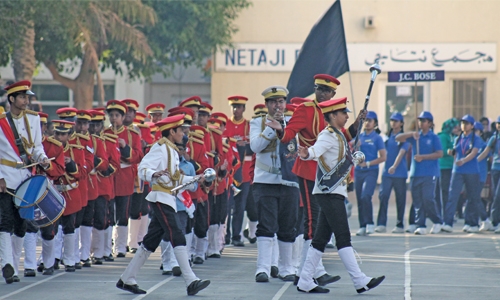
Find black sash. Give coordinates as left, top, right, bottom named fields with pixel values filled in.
left=279, top=139, right=299, bottom=185
left=6, top=112, right=29, bottom=164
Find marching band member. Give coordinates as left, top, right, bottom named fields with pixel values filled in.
left=117, top=115, right=210, bottom=296
left=0, top=81, right=50, bottom=284
left=146, top=103, right=165, bottom=123
left=276, top=75, right=364, bottom=286
left=294, top=97, right=385, bottom=294
left=250, top=86, right=299, bottom=283
left=88, top=110, right=120, bottom=265
left=104, top=100, right=143, bottom=258
left=52, top=120, right=86, bottom=272
left=179, top=96, right=204, bottom=125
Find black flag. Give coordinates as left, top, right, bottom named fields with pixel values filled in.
left=286, top=0, right=349, bottom=100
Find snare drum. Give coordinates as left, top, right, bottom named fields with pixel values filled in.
left=14, top=175, right=66, bottom=227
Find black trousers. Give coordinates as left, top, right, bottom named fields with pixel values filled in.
left=74, top=208, right=84, bottom=229
left=114, top=195, right=131, bottom=226
left=81, top=199, right=95, bottom=227
left=298, top=177, right=319, bottom=240
left=193, top=199, right=209, bottom=238
left=231, top=181, right=250, bottom=241
left=163, top=211, right=189, bottom=241
left=60, top=213, right=77, bottom=235
left=142, top=202, right=186, bottom=251
left=92, top=196, right=108, bottom=230
left=107, top=199, right=115, bottom=229
left=129, top=186, right=150, bottom=220
left=26, top=220, right=58, bottom=241
left=210, top=190, right=228, bottom=225
left=0, top=190, right=26, bottom=237
left=245, top=184, right=258, bottom=222
left=311, top=193, right=352, bottom=252
left=253, top=183, right=298, bottom=243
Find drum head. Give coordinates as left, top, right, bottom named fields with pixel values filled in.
left=15, top=175, right=48, bottom=208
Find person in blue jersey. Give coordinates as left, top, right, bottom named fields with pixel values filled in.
left=477, top=117, right=500, bottom=232
left=441, top=115, right=483, bottom=233
left=354, top=111, right=386, bottom=236
left=376, top=112, right=409, bottom=234
left=396, top=111, right=443, bottom=235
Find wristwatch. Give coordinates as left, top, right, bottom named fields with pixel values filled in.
left=366, top=161, right=371, bottom=168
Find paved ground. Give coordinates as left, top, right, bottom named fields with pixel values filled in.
left=2, top=189, right=500, bottom=300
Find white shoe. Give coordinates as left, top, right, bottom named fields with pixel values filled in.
left=366, top=225, right=375, bottom=234
left=462, top=225, right=470, bottom=232
left=430, top=223, right=442, bottom=234
left=405, top=225, right=417, bottom=233
left=345, top=202, right=353, bottom=219
left=391, top=227, right=404, bottom=233
left=441, top=225, right=453, bottom=233
left=495, top=226, right=500, bottom=234
left=374, top=226, right=386, bottom=233
left=414, top=228, right=427, bottom=235
left=479, top=220, right=493, bottom=232
left=356, top=228, right=367, bottom=236
left=467, top=226, right=479, bottom=233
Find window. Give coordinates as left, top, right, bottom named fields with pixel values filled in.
left=385, top=85, right=423, bottom=133
left=453, top=80, right=485, bottom=119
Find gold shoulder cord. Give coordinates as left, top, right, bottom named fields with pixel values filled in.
left=21, top=114, right=35, bottom=155
left=318, top=126, right=345, bottom=175
left=260, top=115, right=278, bottom=153
left=297, top=104, right=320, bottom=147
left=156, top=138, right=182, bottom=190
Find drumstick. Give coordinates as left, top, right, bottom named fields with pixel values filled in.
left=21, top=157, right=55, bottom=169
left=5, top=190, right=32, bottom=206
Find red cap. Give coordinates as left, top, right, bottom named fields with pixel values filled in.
left=106, top=100, right=128, bottom=114
left=156, top=114, right=185, bottom=132
left=4, top=80, right=35, bottom=96
left=290, top=97, right=312, bottom=106
left=90, top=110, right=106, bottom=121
left=146, top=121, right=157, bottom=132
left=313, top=74, right=340, bottom=90
left=179, top=96, right=202, bottom=108
left=121, top=99, right=139, bottom=111
left=208, top=118, right=223, bottom=129
left=52, top=120, right=75, bottom=133
left=38, top=112, right=49, bottom=123
left=199, top=102, right=213, bottom=114
left=227, top=95, right=248, bottom=106
left=168, top=107, right=195, bottom=121
left=211, top=112, right=228, bottom=124
left=318, top=97, right=350, bottom=113
left=135, top=112, right=147, bottom=122
left=76, top=110, right=92, bottom=121
left=145, top=103, right=165, bottom=114
left=56, top=107, right=78, bottom=118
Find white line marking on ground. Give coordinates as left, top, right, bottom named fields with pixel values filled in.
left=132, top=276, right=175, bottom=300
left=0, top=272, right=66, bottom=300
left=272, top=282, right=292, bottom=300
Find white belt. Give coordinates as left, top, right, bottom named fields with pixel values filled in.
left=54, top=182, right=78, bottom=192
left=244, top=156, right=253, bottom=162
left=120, top=163, right=132, bottom=168
left=255, top=160, right=280, bottom=175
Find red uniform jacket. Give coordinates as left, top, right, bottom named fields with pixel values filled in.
left=98, top=133, right=121, bottom=200
left=40, top=137, right=66, bottom=180
left=69, top=133, right=95, bottom=207
left=56, top=144, right=85, bottom=216
left=187, top=135, right=210, bottom=201
left=87, top=135, right=110, bottom=201
left=280, top=101, right=355, bottom=182
left=104, top=125, right=143, bottom=197
left=225, top=117, right=252, bottom=183
left=214, top=142, right=233, bottom=196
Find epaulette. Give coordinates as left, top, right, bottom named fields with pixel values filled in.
left=104, top=136, right=116, bottom=144
left=157, top=137, right=168, bottom=145
left=189, top=132, right=205, bottom=139
left=206, top=151, right=215, bottom=158
left=136, top=123, right=149, bottom=128
left=103, top=133, right=118, bottom=139
left=252, top=114, right=264, bottom=119
left=209, top=128, right=223, bottom=135
left=92, top=134, right=104, bottom=140
left=46, top=136, right=62, bottom=147
left=0, top=113, right=5, bottom=119
left=303, top=101, right=316, bottom=107
left=327, top=126, right=334, bottom=133
left=223, top=147, right=228, bottom=153
left=25, top=109, right=38, bottom=116
left=74, top=133, right=90, bottom=141
left=69, top=144, right=85, bottom=149
left=229, top=137, right=237, bottom=143
left=189, top=137, right=204, bottom=145
left=129, top=128, right=140, bottom=135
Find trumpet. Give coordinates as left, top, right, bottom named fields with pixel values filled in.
left=274, top=108, right=287, bottom=128
left=231, top=183, right=241, bottom=196
left=171, top=168, right=216, bottom=193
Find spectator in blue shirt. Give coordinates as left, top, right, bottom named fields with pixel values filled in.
left=376, top=112, right=409, bottom=233
left=396, top=111, right=443, bottom=235
left=354, top=111, right=386, bottom=236
left=471, top=122, right=491, bottom=231
left=442, top=115, right=483, bottom=233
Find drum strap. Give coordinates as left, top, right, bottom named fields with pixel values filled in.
left=6, top=112, right=28, bottom=161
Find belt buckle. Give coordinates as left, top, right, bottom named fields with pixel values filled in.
left=15, top=161, right=24, bottom=169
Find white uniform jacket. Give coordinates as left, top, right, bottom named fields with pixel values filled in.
left=301, top=127, right=348, bottom=197
left=0, top=110, right=48, bottom=189
left=138, top=137, right=195, bottom=211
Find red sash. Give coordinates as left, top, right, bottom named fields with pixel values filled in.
left=0, top=117, right=21, bottom=157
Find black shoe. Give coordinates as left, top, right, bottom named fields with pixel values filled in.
left=43, top=267, right=54, bottom=275
left=126, top=246, right=130, bottom=252
left=12, top=275, right=20, bottom=282
left=248, top=237, right=257, bottom=244
left=293, top=275, right=299, bottom=286
left=37, top=263, right=44, bottom=273
left=255, top=272, right=269, bottom=282
left=160, top=264, right=163, bottom=270
left=54, top=259, right=60, bottom=270
left=74, top=262, right=82, bottom=270
left=187, top=279, right=210, bottom=295
left=130, top=248, right=137, bottom=254
left=356, top=276, right=385, bottom=294
left=193, top=257, right=204, bottom=264
left=315, top=273, right=341, bottom=286
left=2, top=264, right=15, bottom=284
left=225, top=237, right=231, bottom=245
left=172, top=266, right=182, bottom=277
left=208, top=253, right=221, bottom=258
left=297, top=286, right=330, bottom=293
left=116, top=252, right=126, bottom=258
left=92, top=257, right=103, bottom=265
left=81, top=259, right=92, bottom=267
left=116, top=278, right=147, bottom=294
left=232, top=240, right=245, bottom=247
left=24, top=269, right=36, bottom=277
left=243, top=228, right=249, bottom=239
left=104, top=254, right=115, bottom=262
left=162, top=270, right=173, bottom=275
left=65, top=265, right=75, bottom=272
left=270, top=266, right=279, bottom=278
left=278, top=274, right=295, bottom=281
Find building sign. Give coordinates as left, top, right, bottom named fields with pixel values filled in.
left=215, top=43, right=496, bottom=72
left=388, top=70, right=445, bottom=82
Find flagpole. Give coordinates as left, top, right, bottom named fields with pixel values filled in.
left=348, top=71, right=356, bottom=119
